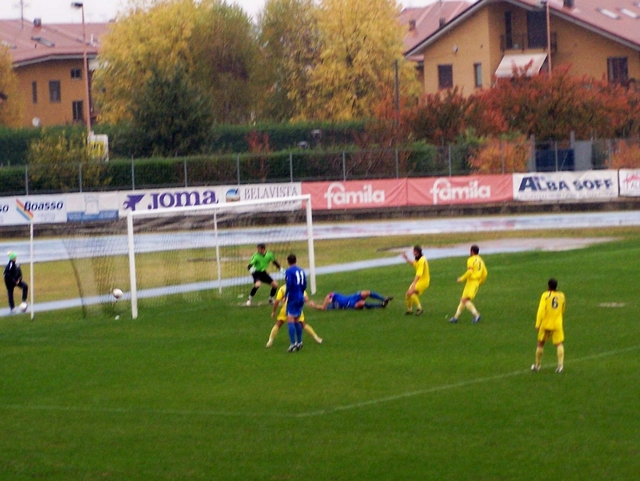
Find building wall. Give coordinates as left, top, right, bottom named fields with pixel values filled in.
left=15, top=59, right=88, bottom=128
left=420, top=2, right=640, bottom=95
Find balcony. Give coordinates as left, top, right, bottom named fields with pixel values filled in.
left=500, top=32, right=557, bottom=53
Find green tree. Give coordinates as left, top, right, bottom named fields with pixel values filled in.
left=299, top=0, right=419, bottom=121
left=257, top=0, right=320, bottom=121
left=0, top=45, right=22, bottom=127
left=128, top=64, right=214, bottom=157
left=27, top=130, right=109, bottom=191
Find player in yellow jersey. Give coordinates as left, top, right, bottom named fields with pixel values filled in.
left=402, top=245, right=430, bottom=316
left=265, top=285, right=322, bottom=348
left=531, top=278, right=566, bottom=373
left=449, top=245, right=487, bottom=324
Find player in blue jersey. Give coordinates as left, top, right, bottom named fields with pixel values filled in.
left=309, top=290, right=393, bottom=310
left=284, top=253, right=306, bottom=352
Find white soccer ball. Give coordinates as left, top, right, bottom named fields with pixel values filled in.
left=112, top=288, right=123, bottom=299
left=19, top=302, right=28, bottom=312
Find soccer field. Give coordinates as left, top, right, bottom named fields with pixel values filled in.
left=1, top=231, right=639, bottom=480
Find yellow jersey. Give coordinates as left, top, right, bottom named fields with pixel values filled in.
left=275, top=285, right=306, bottom=322
left=413, top=256, right=430, bottom=287
left=536, top=290, right=566, bottom=331
left=460, top=255, right=486, bottom=284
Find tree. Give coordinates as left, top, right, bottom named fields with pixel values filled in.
left=94, top=0, right=260, bottom=125
left=0, top=45, right=22, bottom=127
left=127, top=64, right=214, bottom=157
left=257, top=0, right=320, bottom=121
left=298, top=0, right=419, bottom=121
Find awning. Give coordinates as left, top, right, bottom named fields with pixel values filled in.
left=495, top=53, right=547, bottom=78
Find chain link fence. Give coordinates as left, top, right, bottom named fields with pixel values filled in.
left=1, top=138, right=634, bottom=196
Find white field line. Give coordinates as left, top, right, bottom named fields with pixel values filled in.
left=1, top=345, right=638, bottom=419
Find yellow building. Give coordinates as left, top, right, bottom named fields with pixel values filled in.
left=1, top=18, right=109, bottom=128
left=405, top=0, right=640, bottom=95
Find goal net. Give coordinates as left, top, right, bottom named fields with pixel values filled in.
left=126, top=195, right=316, bottom=319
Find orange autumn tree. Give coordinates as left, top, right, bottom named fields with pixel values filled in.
left=468, top=134, right=530, bottom=174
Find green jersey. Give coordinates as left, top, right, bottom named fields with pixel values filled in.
left=249, top=251, right=276, bottom=272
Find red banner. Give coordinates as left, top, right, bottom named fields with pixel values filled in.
left=407, top=175, right=513, bottom=206
left=302, top=179, right=407, bottom=210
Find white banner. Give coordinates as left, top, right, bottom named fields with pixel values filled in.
left=513, top=171, right=619, bottom=201
left=66, top=192, right=120, bottom=222
left=0, top=195, right=68, bottom=226
left=619, top=169, right=640, bottom=197
left=117, top=183, right=302, bottom=215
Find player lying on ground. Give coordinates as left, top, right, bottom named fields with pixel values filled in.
left=266, top=285, right=322, bottom=347
left=308, top=291, right=393, bottom=310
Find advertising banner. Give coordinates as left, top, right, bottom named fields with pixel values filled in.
left=117, top=183, right=303, bottom=216
left=301, top=179, right=407, bottom=210
left=407, top=175, right=513, bottom=206
left=619, top=169, right=640, bottom=197
left=0, top=195, right=67, bottom=226
left=67, top=192, right=120, bottom=222
left=513, top=171, right=619, bottom=201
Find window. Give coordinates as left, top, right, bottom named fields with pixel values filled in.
left=474, top=63, right=483, bottom=88
left=32, top=81, right=37, bottom=104
left=504, top=12, right=513, bottom=49
left=72, top=101, right=84, bottom=121
left=438, top=64, right=453, bottom=89
left=49, top=80, right=61, bottom=102
left=526, top=11, right=547, bottom=49
left=71, top=68, right=82, bottom=80
left=608, top=57, right=628, bottom=84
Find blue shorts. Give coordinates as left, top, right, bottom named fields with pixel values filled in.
left=329, top=292, right=362, bottom=310
left=286, top=299, right=304, bottom=318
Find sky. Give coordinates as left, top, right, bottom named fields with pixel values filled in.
left=0, top=0, right=444, bottom=24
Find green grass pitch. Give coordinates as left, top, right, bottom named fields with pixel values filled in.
left=1, top=234, right=639, bottom=480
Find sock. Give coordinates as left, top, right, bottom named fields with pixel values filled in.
left=369, top=291, right=385, bottom=301
left=303, top=323, right=319, bottom=340
left=364, top=303, right=384, bottom=308
left=536, top=346, right=544, bottom=366
left=269, top=324, right=280, bottom=343
left=249, top=287, right=258, bottom=297
left=454, top=302, right=465, bottom=318
left=410, top=293, right=421, bottom=310
left=287, top=322, right=296, bottom=344
left=465, top=301, right=479, bottom=316
left=295, top=322, right=303, bottom=343
left=269, top=287, right=277, bottom=297
left=557, top=344, right=564, bottom=367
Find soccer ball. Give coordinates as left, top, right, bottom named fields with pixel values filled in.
left=112, top=288, right=123, bottom=299
left=18, top=302, right=28, bottom=312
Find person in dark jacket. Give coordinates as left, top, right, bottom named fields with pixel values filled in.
left=4, top=251, right=28, bottom=313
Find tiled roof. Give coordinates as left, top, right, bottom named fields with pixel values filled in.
left=0, top=18, right=110, bottom=67
left=405, top=0, right=640, bottom=57
left=400, top=1, right=474, bottom=60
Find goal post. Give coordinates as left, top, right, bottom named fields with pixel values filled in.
left=126, top=194, right=316, bottom=319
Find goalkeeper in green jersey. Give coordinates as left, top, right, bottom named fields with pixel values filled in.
left=246, top=243, right=282, bottom=306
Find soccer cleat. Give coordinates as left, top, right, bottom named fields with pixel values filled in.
left=266, top=339, right=273, bottom=348
left=296, top=342, right=304, bottom=351
left=287, top=344, right=297, bottom=353
left=246, top=298, right=252, bottom=307
left=315, top=337, right=323, bottom=344
left=448, top=317, right=458, bottom=323
left=382, top=296, right=394, bottom=307
left=268, top=297, right=274, bottom=305
left=531, top=364, right=541, bottom=372
left=415, top=309, right=424, bottom=316
left=556, top=366, right=564, bottom=373
left=473, top=315, right=482, bottom=323
left=405, top=310, right=413, bottom=315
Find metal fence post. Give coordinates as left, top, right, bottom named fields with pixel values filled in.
left=289, top=152, right=293, bottom=182
left=183, top=158, right=188, bottom=187
left=236, top=154, right=241, bottom=185
left=78, top=162, right=83, bottom=193
left=342, top=151, right=346, bottom=181
left=448, top=145, right=452, bottom=177
left=554, top=141, right=559, bottom=171
left=24, top=165, right=29, bottom=195
left=500, top=138, right=505, bottom=174
left=395, top=148, right=399, bottom=178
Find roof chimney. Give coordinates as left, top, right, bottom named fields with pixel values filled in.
left=563, top=0, right=574, bottom=7
left=33, top=18, right=42, bottom=27
left=439, top=17, right=447, bottom=29
left=409, top=19, right=417, bottom=31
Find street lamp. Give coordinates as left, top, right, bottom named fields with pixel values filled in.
left=540, top=0, right=552, bottom=76
left=71, top=2, right=91, bottom=133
